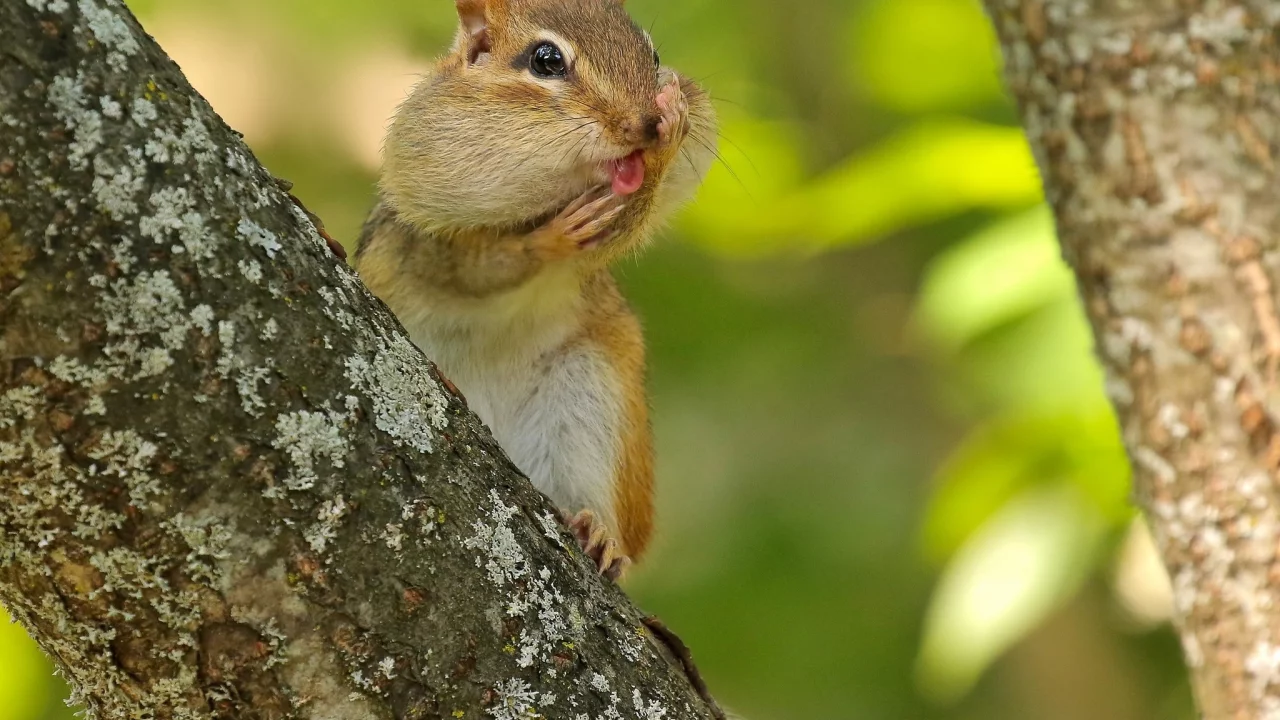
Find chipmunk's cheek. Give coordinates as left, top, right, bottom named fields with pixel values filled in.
left=609, top=150, right=645, bottom=195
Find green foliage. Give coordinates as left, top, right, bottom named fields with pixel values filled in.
left=911, top=203, right=1137, bottom=699
left=917, top=485, right=1106, bottom=703
left=0, top=618, right=55, bottom=720
left=683, top=119, right=1041, bottom=255
left=849, top=0, right=1007, bottom=113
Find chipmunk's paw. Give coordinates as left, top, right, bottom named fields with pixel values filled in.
left=563, top=509, right=631, bottom=581
left=655, top=76, right=689, bottom=147
left=531, top=186, right=624, bottom=255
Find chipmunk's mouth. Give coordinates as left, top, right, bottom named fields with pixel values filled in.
left=607, top=150, right=645, bottom=196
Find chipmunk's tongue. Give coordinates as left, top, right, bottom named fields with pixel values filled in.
left=610, top=150, right=645, bottom=195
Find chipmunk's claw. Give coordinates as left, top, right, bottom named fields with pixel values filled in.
left=434, top=365, right=467, bottom=405
left=557, top=187, right=626, bottom=247
left=530, top=186, right=625, bottom=257
left=282, top=185, right=347, bottom=262
left=563, top=509, right=631, bottom=581
left=323, top=233, right=347, bottom=261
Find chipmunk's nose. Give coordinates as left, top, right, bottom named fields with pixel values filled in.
left=642, top=114, right=661, bottom=142
left=622, top=115, right=662, bottom=145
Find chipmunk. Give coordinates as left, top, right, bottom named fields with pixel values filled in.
left=353, top=0, right=716, bottom=579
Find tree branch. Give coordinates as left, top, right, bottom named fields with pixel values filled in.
left=0, top=2, right=719, bottom=718
left=983, top=1, right=1280, bottom=716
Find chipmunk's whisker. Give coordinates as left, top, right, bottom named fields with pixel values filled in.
left=686, top=130, right=748, bottom=195
left=704, top=129, right=758, bottom=178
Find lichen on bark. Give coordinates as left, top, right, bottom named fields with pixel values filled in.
left=983, top=0, right=1280, bottom=717
left=0, top=1, right=718, bottom=718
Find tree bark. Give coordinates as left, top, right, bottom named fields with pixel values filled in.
left=983, top=1, right=1280, bottom=717
left=0, top=2, right=719, bottom=718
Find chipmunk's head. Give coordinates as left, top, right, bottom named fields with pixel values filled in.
left=381, top=0, right=710, bottom=233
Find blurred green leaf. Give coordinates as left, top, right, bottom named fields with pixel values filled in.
left=916, top=207, right=1131, bottom=560
left=914, top=204, right=1112, bottom=414
left=921, top=410, right=1131, bottom=564
left=956, top=296, right=1106, bottom=412
left=912, top=202, right=1136, bottom=706
left=682, top=119, right=1041, bottom=256
left=916, top=485, right=1105, bottom=704
left=0, top=607, right=59, bottom=720
left=915, top=205, right=1070, bottom=351
left=850, top=0, right=1007, bottom=113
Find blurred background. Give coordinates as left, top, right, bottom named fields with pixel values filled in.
left=3, top=0, right=1198, bottom=718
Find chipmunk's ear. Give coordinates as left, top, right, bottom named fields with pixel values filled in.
left=455, top=0, right=506, bottom=65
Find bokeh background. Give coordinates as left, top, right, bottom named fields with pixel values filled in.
left=2, top=1, right=1200, bottom=718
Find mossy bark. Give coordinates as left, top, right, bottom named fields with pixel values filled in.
left=0, top=2, right=717, bottom=718
left=984, top=1, right=1280, bottom=717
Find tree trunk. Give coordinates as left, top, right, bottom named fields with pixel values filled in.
left=983, top=1, right=1280, bottom=717
left=0, top=2, right=719, bottom=718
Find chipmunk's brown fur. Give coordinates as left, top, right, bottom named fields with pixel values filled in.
left=355, top=0, right=716, bottom=578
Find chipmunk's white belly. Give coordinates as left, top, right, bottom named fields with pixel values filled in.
left=398, top=271, right=623, bottom=529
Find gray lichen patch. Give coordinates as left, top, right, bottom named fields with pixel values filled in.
left=271, top=410, right=349, bottom=493
left=488, top=678, right=549, bottom=719
left=237, top=217, right=283, bottom=258
left=48, top=72, right=103, bottom=169
left=97, top=270, right=192, bottom=379
left=304, top=494, right=350, bottom=554
left=139, top=187, right=214, bottom=260
left=27, top=0, right=71, bottom=14
left=78, top=0, right=139, bottom=71
left=344, top=332, right=449, bottom=455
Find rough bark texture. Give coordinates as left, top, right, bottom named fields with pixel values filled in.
left=0, top=2, right=718, bottom=719
left=983, top=1, right=1280, bottom=717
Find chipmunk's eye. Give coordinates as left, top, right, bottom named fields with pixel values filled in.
left=652, top=49, right=660, bottom=69
left=530, top=42, right=567, bottom=78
